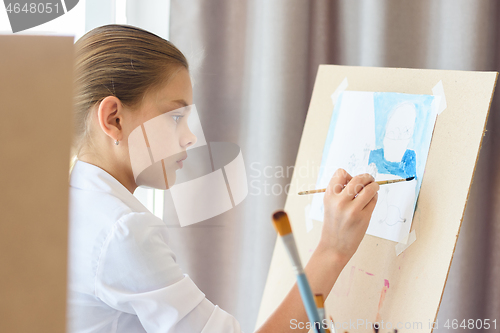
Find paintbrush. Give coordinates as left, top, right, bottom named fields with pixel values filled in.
left=298, top=176, right=415, bottom=195
left=272, top=210, right=324, bottom=333
left=314, top=294, right=330, bottom=333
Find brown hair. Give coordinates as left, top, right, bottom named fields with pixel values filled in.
left=71, top=24, right=188, bottom=169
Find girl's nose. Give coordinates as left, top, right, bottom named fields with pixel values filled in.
left=181, top=126, right=197, bottom=149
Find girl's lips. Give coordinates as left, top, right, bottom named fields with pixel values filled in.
left=176, top=152, right=187, bottom=169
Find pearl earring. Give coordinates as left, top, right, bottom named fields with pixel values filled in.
left=115, top=140, right=119, bottom=145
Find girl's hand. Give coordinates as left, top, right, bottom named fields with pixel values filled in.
left=319, top=168, right=379, bottom=266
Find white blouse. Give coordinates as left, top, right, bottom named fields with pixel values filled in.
left=67, top=159, right=243, bottom=333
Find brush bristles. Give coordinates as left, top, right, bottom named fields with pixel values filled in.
left=314, top=294, right=324, bottom=308
left=272, top=210, right=292, bottom=236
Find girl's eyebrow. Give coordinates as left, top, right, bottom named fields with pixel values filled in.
left=171, top=99, right=189, bottom=107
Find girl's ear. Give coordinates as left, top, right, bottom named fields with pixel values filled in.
left=97, top=96, right=123, bottom=142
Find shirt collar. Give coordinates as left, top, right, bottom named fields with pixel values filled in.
left=69, top=159, right=135, bottom=201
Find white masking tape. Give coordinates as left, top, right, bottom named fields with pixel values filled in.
left=395, top=230, right=417, bottom=256
left=432, top=80, right=447, bottom=115
left=331, top=77, right=348, bottom=106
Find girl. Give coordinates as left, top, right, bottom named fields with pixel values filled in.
left=67, top=24, right=379, bottom=333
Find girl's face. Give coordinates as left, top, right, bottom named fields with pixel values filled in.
left=125, top=67, right=197, bottom=188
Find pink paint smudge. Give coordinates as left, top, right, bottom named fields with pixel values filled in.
left=375, top=279, right=390, bottom=322
left=346, top=265, right=356, bottom=297
left=365, top=272, right=374, bottom=276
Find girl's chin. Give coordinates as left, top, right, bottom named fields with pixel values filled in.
left=164, top=161, right=184, bottom=188
left=165, top=168, right=178, bottom=188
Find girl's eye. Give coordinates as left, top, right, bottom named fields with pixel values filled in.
left=172, top=115, right=183, bottom=123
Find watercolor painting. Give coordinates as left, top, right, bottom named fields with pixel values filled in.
left=309, top=90, right=440, bottom=242
left=368, top=101, right=417, bottom=179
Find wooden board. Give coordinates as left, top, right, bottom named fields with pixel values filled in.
left=0, top=35, right=74, bottom=332
left=256, top=65, right=497, bottom=332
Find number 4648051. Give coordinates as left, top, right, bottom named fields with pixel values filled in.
left=444, top=319, right=496, bottom=330
left=6, top=2, right=61, bottom=14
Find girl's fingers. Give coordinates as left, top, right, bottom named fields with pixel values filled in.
left=343, top=173, right=375, bottom=200
left=353, top=181, right=379, bottom=211
left=361, top=189, right=379, bottom=213
left=327, top=168, right=352, bottom=195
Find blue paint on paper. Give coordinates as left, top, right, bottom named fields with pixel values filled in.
left=317, top=91, right=437, bottom=207
left=372, top=92, right=435, bottom=198
left=368, top=148, right=416, bottom=179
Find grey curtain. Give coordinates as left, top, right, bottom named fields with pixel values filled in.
left=167, top=1, right=500, bottom=332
